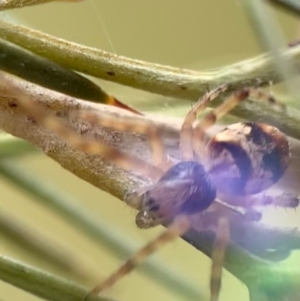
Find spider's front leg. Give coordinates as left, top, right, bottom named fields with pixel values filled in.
left=191, top=88, right=285, bottom=159
left=76, top=107, right=178, bottom=215
left=75, top=109, right=172, bottom=170
left=1, top=71, right=170, bottom=217
left=180, top=84, right=229, bottom=161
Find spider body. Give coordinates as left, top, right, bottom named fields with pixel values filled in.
left=133, top=89, right=296, bottom=230
left=207, top=121, right=290, bottom=196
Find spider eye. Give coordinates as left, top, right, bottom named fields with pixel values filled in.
left=146, top=198, right=160, bottom=212
left=147, top=198, right=155, bottom=205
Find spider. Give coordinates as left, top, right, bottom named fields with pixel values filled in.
left=78, top=85, right=299, bottom=301
left=2, top=72, right=298, bottom=301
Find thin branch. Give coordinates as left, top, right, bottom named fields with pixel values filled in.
left=0, top=254, right=111, bottom=301
left=0, top=39, right=140, bottom=114
left=1, top=73, right=300, bottom=299
left=1, top=21, right=300, bottom=139
left=0, top=38, right=110, bottom=103
left=243, top=0, right=300, bottom=101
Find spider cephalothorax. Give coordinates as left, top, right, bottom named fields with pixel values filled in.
left=136, top=161, right=217, bottom=228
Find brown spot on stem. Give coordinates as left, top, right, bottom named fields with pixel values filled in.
left=8, top=100, right=17, bottom=108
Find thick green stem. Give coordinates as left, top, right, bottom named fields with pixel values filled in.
left=182, top=227, right=269, bottom=284
left=229, top=222, right=300, bottom=261
left=1, top=21, right=300, bottom=139
left=183, top=228, right=300, bottom=301
left=0, top=254, right=111, bottom=301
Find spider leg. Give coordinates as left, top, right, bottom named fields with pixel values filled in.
left=82, top=215, right=190, bottom=300
left=1, top=72, right=163, bottom=182
left=192, top=88, right=285, bottom=158
left=180, top=84, right=228, bottom=161
left=210, top=217, right=230, bottom=301
left=190, top=197, right=261, bottom=234
left=267, top=192, right=300, bottom=208
left=75, top=109, right=171, bottom=169
left=213, top=199, right=263, bottom=222
left=74, top=105, right=174, bottom=211
left=242, top=192, right=299, bottom=208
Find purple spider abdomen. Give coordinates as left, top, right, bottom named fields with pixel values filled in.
left=207, top=122, right=290, bottom=196
left=135, top=161, right=216, bottom=229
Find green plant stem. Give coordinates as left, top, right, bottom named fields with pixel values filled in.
left=0, top=19, right=291, bottom=95
left=1, top=20, right=300, bottom=137
left=183, top=228, right=268, bottom=283
left=229, top=221, right=300, bottom=260
left=183, top=228, right=300, bottom=301
left=0, top=135, right=37, bottom=157
left=0, top=254, right=110, bottom=301
left=0, top=39, right=112, bottom=104
left=0, top=160, right=205, bottom=301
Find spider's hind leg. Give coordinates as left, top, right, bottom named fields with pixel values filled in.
left=245, top=191, right=300, bottom=209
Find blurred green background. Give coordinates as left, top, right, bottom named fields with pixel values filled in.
left=0, top=1, right=299, bottom=301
